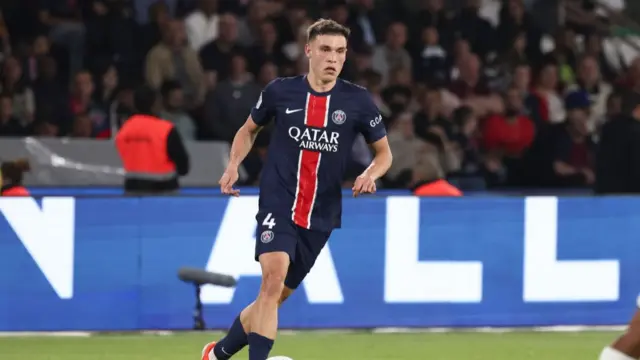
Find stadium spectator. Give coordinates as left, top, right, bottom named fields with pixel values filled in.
left=528, top=61, right=565, bottom=125
left=546, top=91, right=596, bottom=187
left=566, top=55, right=613, bottom=131
left=1, top=56, right=35, bottom=125
left=246, top=19, right=288, bottom=76
left=200, top=13, right=245, bottom=84
left=387, top=112, right=426, bottom=188
left=512, top=62, right=531, bottom=96
left=257, top=61, right=278, bottom=88
left=501, top=31, right=529, bottom=70
left=455, top=0, right=496, bottom=59
left=363, top=70, right=391, bottom=116
left=617, top=57, right=640, bottom=91
left=287, top=18, right=314, bottom=75
left=352, top=44, right=374, bottom=73
left=71, top=112, right=92, bottom=138
left=204, top=52, right=260, bottom=142
left=110, top=82, right=137, bottom=131
left=0, top=92, right=28, bottom=136
left=583, top=32, right=620, bottom=82
left=414, top=27, right=448, bottom=84
left=272, top=2, right=309, bottom=51
left=160, top=80, right=197, bottom=141
left=596, top=90, right=640, bottom=194
left=84, top=0, right=137, bottom=78
left=413, top=128, right=461, bottom=187
left=347, top=0, right=386, bottom=50
left=547, top=27, right=579, bottom=86
left=605, top=91, right=623, bottom=121
left=0, top=158, right=31, bottom=196
left=482, top=86, right=535, bottom=157
left=449, top=54, right=490, bottom=100
left=185, top=0, right=219, bottom=52
left=37, top=0, right=85, bottom=80
left=139, top=1, right=172, bottom=56
left=69, top=70, right=108, bottom=138
left=95, top=64, right=119, bottom=112
left=146, top=19, right=206, bottom=108
left=372, top=21, right=411, bottom=86
left=237, top=0, right=269, bottom=47
left=413, top=0, right=453, bottom=51
left=413, top=85, right=452, bottom=141
left=449, top=106, right=483, bottom=180
left=32, top=56, right=68, bottom=129
left=23, top=35, right=51, bottom=82
left=0, top=11, right=10, bottom=58
left=327, top=1, right=349, bottom=27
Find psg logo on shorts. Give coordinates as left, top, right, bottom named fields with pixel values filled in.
left=331, top=110, right=347, bottom=125
left=260, top=230, right=275, bottom=244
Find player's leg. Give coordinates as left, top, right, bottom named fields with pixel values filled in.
left=242, top=227, right=326, bottom=360
left=238, top=286, right=294, bottom=331
left=204, top=286, right=295, bottom=360
left=204, top=212, right=296, bottom=360
left=246, top=251, right=289, bottom=360
left=600, top=309, right=640, bottom=360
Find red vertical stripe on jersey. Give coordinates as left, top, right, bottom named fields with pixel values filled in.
left=292, top=93, right=329, bottom=229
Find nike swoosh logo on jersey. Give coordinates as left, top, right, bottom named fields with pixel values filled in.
left=285, top=108, right=303, bottom=114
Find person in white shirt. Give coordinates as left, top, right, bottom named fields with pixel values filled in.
left=185, top=0, right=219, bottom=51
left=565, top=54, right=613, bottom=132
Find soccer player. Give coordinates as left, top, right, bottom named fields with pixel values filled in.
left=600, top=306, right=640, bottom=360
left=200, top=19, right=392, bottom=360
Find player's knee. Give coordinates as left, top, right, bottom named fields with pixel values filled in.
left=259, top=270, right=286, bottom=300
left=257, top=252, right=289, bottom=300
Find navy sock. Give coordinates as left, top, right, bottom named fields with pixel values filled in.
left=248, top=332, right=274, bottom=360
left=213, top=316, right=248, bottom=360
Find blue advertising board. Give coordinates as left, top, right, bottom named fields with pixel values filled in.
left=0, top=196, right=638, bottom=331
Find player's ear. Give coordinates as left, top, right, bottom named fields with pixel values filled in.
left=304, top=43, right=311, bottom=58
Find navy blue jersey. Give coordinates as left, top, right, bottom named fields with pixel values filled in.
left=250, top=75, right=386, bottom=232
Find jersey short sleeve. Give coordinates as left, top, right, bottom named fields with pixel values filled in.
left=356, top=91, right=387, bottom=144
left=250, top=79, right=280, bottom=126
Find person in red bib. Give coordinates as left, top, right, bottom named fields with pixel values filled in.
left=115, top=86, right=190, bottom=194
left=412, top=178, right=463, bottom=197
left=1, top=159, right=31, bottom=196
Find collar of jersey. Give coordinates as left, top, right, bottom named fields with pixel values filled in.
left=304, top=75, right=338, bottom=97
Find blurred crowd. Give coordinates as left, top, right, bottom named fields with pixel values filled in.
left=0, top=0, right=638, bottom=190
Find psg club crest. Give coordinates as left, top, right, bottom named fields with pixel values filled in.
left=331, top=110, right=347, bottom=125
left=260, top=230, right=275, bottom=244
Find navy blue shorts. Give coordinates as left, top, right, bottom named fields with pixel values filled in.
left=255, top=210, right=331, bottom=289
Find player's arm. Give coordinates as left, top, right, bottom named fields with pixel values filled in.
left=363, top=136, right=393, bottom=181
left=227, top=116, right=263, bottom=169
left=219, top=80, right=278, bottom=195
left=353, top=93, right=393, bottom=196
left=228, top=81, right=278, bottom=168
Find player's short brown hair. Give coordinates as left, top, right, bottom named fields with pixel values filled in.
left=306, top=19, right=350, bottom=42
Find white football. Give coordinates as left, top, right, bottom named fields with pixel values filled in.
left=267, top=357, right=293, bottom=360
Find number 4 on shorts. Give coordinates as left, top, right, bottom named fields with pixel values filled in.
left=262, top=213, right=276, bottom=229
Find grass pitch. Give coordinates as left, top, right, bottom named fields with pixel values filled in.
left=0, top=330, right=621, bottom=359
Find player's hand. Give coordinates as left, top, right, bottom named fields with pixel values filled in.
left=352, top=174, right=376, bottom=197
left=219, top=167, right=240, bottom=197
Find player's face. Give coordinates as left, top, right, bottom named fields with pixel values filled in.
left=306, top=34, right=347, bottom=83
